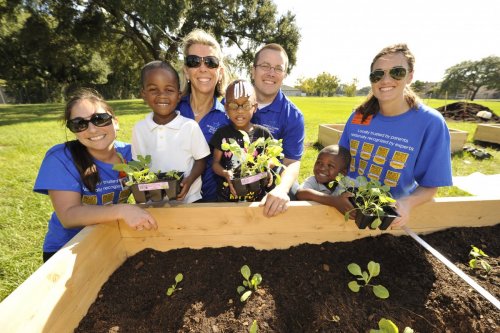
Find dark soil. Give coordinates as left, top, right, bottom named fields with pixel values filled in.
left=76, top=225, right=500, bottom=333
left=436, top=102, right=500, bottom=123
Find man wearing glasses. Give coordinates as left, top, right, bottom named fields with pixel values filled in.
left=251, top=44, right=305, bottom=217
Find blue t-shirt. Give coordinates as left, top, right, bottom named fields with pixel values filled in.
left=339, top=104, right=452, bottom=198
left=178, top=95, right=230, bottom=201
left=34, top=141, right=132, bottom=252
left=251, top=90, right=305, bottom=161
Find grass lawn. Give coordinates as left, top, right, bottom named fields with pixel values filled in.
left=0, top=97, right=499, bottom=301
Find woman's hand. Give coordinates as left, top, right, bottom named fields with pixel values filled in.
left=260, top=186, right=290, bottom=217
left=119, top=204, right=158, bottom=231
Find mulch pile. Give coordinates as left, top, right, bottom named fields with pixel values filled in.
left=436, top=102, right=500, bottom=122
left=76, top=225, right=499, bottom=333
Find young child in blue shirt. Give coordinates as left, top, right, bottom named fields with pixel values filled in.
left=132, top=61, right=210, bottom=203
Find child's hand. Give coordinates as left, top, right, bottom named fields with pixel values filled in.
left=223, top=170, right=238, bottom=197
left=266, top=171, right=274, bottom=187
left=176, top=178, right=192, bottom=201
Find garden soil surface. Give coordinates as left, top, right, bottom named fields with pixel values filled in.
left=76, top=224, right=499, bottom=333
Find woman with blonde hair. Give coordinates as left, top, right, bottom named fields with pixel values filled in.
left=339, top=43, right=452, bottom=227
left=178, top=29, right=230, bottom=201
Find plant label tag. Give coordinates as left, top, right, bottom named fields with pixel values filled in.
left=138, top=182, right=170, bottom=191
left=240, top=172, right=267, bottom=185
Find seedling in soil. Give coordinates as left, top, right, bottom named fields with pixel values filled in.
left=469, top=245, right=492, bottom=273
left=347, top=261, right=389, bottom=299
left=166, top=273, right=183, bottom=296
left=249, top=320, right=258, bottom=333
left=370, top=317, right=414, bottom=333
left=237, top=264, right=262, bottom=302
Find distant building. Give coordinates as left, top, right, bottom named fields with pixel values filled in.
left=281, top=85, right=305, bottom=97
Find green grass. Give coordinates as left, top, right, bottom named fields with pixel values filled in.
left=0, top=97, right=499, bottom=301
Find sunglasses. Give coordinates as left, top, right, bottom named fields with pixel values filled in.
left=185, top=55, right=220, bottom=69
left=66, top=113, right=113, bottom=133
left=226, top=102, right=255, bottom=112
left=369, top=66, right=408, bottom=83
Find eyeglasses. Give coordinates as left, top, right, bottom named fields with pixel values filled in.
left=369, top=66, right=408, bottom=83
left=255, top=63, right=286, bottom=75
left=66, top=113, right=113, bottom=133
left=226, top=102, right=255, bottom=112
left=185, top=55, right=220, bottom=69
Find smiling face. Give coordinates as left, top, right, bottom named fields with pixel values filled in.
left=313, top=152, right=347, bottom=185
left=141, top=67, right=181, bottom=125
left=371, top=52, right=413, bottom=108
left=70, top=99, right=117, bottom=154
left=251, top=48, right=287, bottom=104
left=225, top=80, right=257, bottom=131
left=183, top=43, right=224, bottom=96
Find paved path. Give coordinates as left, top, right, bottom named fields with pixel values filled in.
left=452, top=172, right=500, bottom=197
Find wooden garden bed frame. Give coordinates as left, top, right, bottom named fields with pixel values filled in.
left=318, top=124, right=468, bottom=153
left=473, top=123, right=500, bottom=145
left=0, top=197, right=499, bottom=332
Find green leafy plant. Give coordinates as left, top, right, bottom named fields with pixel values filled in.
left=469, top=245, right=492, bottom=273
left=221, top=131, right=284, bottom=184
left=237, top=264, right=262, bottom=302
left=166, top=273, right=183, bottom=296
left=113, top=154, right=158, bottom=186
left=249, top=320, right=258, bottom=333
left=370, top=318, right=414, bottom=333
left=337, top=175, right=396, bottom=229
left=347, top=261, right=389, bottom=299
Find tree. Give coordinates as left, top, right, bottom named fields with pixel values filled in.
left=344, top=79, right=358, bottom=97
left=315, top=72, right=339, bottom=96
left=295, top=76, right=316, bottom=96
left=52, top=0, right=300, bottom=72
left=440, top=56, right=500, bottom=101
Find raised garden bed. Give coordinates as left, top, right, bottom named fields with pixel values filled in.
left=318, top=124, right=468, bottom=153
left=474, top=124, right=500, bottom=145
left=0, top=198, right=498, bottom=332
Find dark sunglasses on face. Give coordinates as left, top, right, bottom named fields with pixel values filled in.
left=66, top=113, right=113, bottom=133
left=185, top=55, right=220, bottom=69
left=226, top=101, right=255, bottom=112
left=369, top=66, right=408, bottom=83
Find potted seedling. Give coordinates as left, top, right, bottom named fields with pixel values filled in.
left=336, top=175, right=399, bottom=230
left=221, top=131, right=284, bottom=198
left=113, top=154, right=183, bottom=203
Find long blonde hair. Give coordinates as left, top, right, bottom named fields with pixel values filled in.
left=181, top=29, right=229, bottom=97
left=357, top=43, right=421, bottom=122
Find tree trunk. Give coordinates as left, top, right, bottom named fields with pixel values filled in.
left=470, top=86, right=481, bottom=101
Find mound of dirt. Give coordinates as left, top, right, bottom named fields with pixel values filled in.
left=436, top=102, right=499, bottom=123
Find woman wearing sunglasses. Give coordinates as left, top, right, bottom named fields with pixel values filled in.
left=339, top=43, right=452, bottom=227
left=177, top=29, right=230, bottom=202
left=34, top=88, right=157, bottom=262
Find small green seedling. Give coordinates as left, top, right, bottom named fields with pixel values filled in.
left=347, top=261, right=389, bottom=299
left=237, top=264, right=262, bottom=302
left=166, top=273, right=183, bottom=296
left=370, top=318, right=414, bottom=333
left=469, top=245, right=492, bottom=273
left=249, top=320, right=258, bottom=333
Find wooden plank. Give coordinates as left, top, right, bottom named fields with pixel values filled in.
left=473, top=124, right=500, bottom=144
left=318, top=123, right=345, bottom=146
left=0, top=222, right=125, bottom=333
left=449, top=128, right=468, bottom=153
left=318, top=123, right=469, bottom=152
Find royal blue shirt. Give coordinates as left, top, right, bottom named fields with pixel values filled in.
left=339, top=104, right=452, bottom=198
left=178, top=95, right=230, bottom=201
left=34, top=141, right=132, bottom=252
left=251, top=90, right=305, bottom=161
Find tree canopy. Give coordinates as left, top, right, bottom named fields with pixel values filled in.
left=0, top=0, right=300, bottom=103
left=440, top=56, right=500, bottom=101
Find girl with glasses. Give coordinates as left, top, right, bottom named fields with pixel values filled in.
left=210, top=80, right=274, bottom=202
left=177, top=29, right=231, bottom=202
left=34, top=88, right=157, bottom=262
left=338, top=43, right=452, bottom=227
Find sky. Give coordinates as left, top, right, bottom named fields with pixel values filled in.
left=271, top=0, right=500, bottom=88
